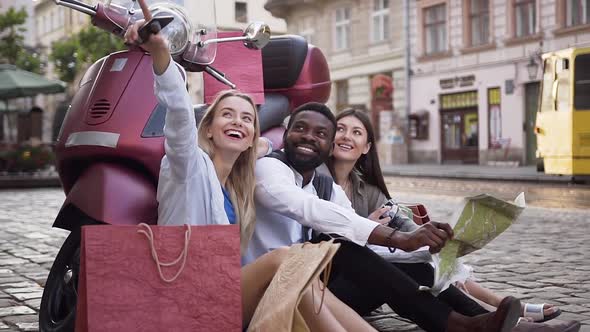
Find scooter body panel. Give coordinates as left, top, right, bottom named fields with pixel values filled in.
left=53, top=163, right=158, bottom=231
left=56, top=50, right=166, bottom=193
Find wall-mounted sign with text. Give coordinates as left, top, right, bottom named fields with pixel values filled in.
left=439, top=75, right=476, bottom=89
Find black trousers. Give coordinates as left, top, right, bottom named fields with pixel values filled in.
left=313, top=236, right=488, bottom=332
left=392, top=262, right=488, bottom=317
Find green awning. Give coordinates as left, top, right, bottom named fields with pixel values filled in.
left=0, top=64, right=66, bottom=99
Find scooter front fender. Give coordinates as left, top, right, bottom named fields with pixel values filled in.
left=53, top=163, right=158, bottom=231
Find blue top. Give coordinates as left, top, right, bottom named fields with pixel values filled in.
left=222, top=187, right=236, bottom=225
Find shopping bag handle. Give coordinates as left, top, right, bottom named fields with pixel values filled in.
left=137, top=223, right=191, bottom=283
left=303, top=240, right=334, bottom=315
left=311, top=259, right=333, bottom=315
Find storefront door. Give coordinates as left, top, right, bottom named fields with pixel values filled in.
left=440, top=91, right=479, bottom=164
left=441, top=110, right=479, bottom=163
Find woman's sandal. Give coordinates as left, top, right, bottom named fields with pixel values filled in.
left=523, top=303, right=562, bottom=323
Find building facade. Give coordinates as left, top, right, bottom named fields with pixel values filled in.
left=265, top=0, right=410, bottom=164
left=409, top=0, right=590, bottom=165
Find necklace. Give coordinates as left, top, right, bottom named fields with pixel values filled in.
left=341, top=178, right=353, bottom=199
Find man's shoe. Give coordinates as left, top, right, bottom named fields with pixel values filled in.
left=447, top=297, right=521, bottom=332
left=485, top=296, right=522, bottom=332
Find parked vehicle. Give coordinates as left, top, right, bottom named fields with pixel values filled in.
left=39, top=0, right=331, bottom=331
left=536, top=47, right=590, bottom=176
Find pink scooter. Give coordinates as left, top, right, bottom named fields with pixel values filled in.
left=39, top=0, right=331, bottom=331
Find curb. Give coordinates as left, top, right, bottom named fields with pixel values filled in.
left=0, top=176, right=61, bottom=189
left=381, top=166, right=579, bottom=184
left=381, top=170, right=574, bottom=183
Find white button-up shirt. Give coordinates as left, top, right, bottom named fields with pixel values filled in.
left=243, top=157, right=380, bottom=264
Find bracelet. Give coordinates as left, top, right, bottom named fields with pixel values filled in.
left=386, top=228, right=398, bottom=253
left=262, top=137, right=273, bottom=156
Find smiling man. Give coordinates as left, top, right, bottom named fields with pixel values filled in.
left=244, top=103, right=383, bottom=260
left=244, top=102, right=521, bottom=332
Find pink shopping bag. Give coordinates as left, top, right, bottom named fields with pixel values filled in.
left=75, top=224, right=242, bottom=332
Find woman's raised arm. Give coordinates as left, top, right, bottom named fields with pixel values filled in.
left=125, top=21, right=201, bottom=181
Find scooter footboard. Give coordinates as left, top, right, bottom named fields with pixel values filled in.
left=53, top=163, right=158, bottom=231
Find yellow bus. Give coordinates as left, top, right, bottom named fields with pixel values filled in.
left=536, top=47, right=590, bottom=175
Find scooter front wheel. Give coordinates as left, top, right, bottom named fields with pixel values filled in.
left=39, top=231, right=80, bottom=332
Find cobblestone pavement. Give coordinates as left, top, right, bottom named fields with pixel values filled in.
left=367, top=188, right=590, bottom=332
left=384, top=176, right=590, bottom=210
left=0, top=187, right=589, bottom=331
left=0, top=189, right=67, bottom=332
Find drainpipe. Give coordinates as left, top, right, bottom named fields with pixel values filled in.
left=403, top=0, right=411, bottom=158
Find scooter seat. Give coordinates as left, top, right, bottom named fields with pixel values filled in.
left=262, top=35, right=308, bottom=90
left=257, top=93, right=290, bottom=132
left=194, top=104, right=208, bottom=127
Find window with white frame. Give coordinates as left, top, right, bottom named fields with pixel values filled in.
left=424, top=4, right=447, bottom=54
left=334, top=7, right=351, bottom=50
left=299, top=16, right=315, bottom=44
left=51, top=10, right=57, bottom=31
left=469, top=0, right=489, bottom=46
left=566, top=0, right=590, bottom=27
left=43, top=15, right=48, bottom=34
left=371, top=0, right=390, bottom=42
left=335, top=80, right=349, bottom=110
left=235, top=1, right=247, bottom=23
left=488, top=88, right=502, bottom=147
left=36, top=17, right=42, bottom=36
left=58, top=8, right=64, bottom=29
left=514, top=0, right=536, bottom=37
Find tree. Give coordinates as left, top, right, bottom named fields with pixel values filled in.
left=50, top=37, right=79, bottom=83
left=51, top=25, right=125, bottom=83
left=77, top=26, right=125, bottom=64
left=17, top=46, right=43, bottom=73
left=0, top=6, right=43, bottom=74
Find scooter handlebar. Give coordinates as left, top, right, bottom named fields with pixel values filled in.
left=54, top=1, right=131, bottom=38
left=53, top=0, right=96, bottom=16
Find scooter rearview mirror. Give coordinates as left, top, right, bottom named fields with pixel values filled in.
left=243, top=22, right=271, bottom=50
left=197, top=22, right=271, bottom=49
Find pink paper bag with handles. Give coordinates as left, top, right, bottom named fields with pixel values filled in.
left=75, top=224, right=242, bottom=332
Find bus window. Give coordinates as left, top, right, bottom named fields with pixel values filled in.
left=540, top=58, right=555, bottom=112
left=574, top=54, right=590, bottom=110
left=556, top=58, right=570, bottom=112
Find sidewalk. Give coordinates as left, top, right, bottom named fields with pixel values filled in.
left=0, top=164, right=583, bottom=190
left=382, top=164, right=577, bottom=183
left=0, top=171, right=60, bottom=189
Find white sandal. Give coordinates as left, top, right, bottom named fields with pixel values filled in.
left=523, top=303, right=561, bottom=323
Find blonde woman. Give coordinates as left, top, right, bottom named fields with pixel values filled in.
left=124, top=21, right=377, bottom=331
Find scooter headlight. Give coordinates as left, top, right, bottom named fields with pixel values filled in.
left=149, top=3, right=191, bottom=55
